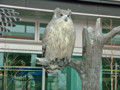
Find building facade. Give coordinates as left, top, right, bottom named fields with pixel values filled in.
left=0, top=0, right=120, bottom=90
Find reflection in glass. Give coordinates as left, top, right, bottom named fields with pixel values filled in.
left=102, top=18, right=120, bottom=45
left=39, top=23, right=47, bottom=40
left=45, top=68, right=67, bottom=90
left=0, top=21, right=35, bottom=40
left=0, top=53, right=42, bottom=90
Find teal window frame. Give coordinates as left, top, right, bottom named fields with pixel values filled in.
left=0, top=21, right=35, bottom=40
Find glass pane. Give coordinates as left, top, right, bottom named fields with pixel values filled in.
left=0, top=53, right=43, bottom=90
left=45, top=56, right=82, bottom=90
left=0, top=21, right=35, bottom=40
left=0, top=73, right=2, bottom=90
left=4, top=53, right=31, bottom=66
left=102, top=57, right=120, bottom=90
left=102, top=18, right=120, bottom=45
left=39, top=23, right=47, bottom=40
left=45, top=68, right=67, bottom=90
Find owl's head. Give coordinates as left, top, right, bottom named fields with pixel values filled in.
left=53, top=8, right=72, bottom=22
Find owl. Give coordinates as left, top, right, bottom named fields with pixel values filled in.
left=42, top=8, right=76, bottom=73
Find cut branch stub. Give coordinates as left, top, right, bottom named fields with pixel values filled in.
left=95, top=18, right=102, bottom=36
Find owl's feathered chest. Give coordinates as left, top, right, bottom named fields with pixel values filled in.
left=51, top=20, right=73, bottom=36
left=50, top=21, right=73, bottom=43
left=45, top=20, right=74, bottom=60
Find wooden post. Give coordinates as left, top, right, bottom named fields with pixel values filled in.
left=110, top=19, right=113, bottom=90
left=4, top=63, right=7, bottom=90
left=115, top=63, right=118, bottom=90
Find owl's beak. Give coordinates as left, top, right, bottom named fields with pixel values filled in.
left=65, top=18, right=68, bottom=22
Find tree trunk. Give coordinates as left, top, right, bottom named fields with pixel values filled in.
left=81, top=47, right=102, bottom=90
left=81, top=50, right=102, bottom=90
left=80, top=19, right=103, bottom=89
left=81, top=67, right=100, bottom=90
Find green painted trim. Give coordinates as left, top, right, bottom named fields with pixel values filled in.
left=71, top=68, right=77, bottom=90
left=100, top=61, right=102, bottom=90
left=31, top=54, right=37, bottom=66
left=66, top=66, right=71, bottom=90
left=69, top=56, right=82, bottom=90
left=14, top=21, right=35, bottom=26
left=1, top=69, right=42, bottom=72
left=103, top=69, right=120, bottom=71
left=40, top=23, right=47, bottom=27
left=0, top=66, right=42, bottom=69
left=0, top=53, right=4, bottom=66
left=1, top=32, right=34, bottom=37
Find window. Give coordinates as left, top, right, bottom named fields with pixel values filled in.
left=39, top=23, right=47, bottom=40
left=0, top=53, right=43, bottom=90
left=45, top=56, right=82, bottom=90
left=102, top=29, right=120, bottom=45
left=0, top=21, right=35, bottom=40
left=102, top=18, right=120, bottom=46
left=45, top=68, right=68, bottom=90
left=102, top=57, right=120, bottom=89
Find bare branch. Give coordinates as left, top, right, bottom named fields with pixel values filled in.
left=67, top=59, right=86, bottom=79
left=103, top=26, right=120, bottom=44
left=67, top=59, right=82, bottom=69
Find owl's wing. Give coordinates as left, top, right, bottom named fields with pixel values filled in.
left=0, top=8, right=21, bottom=33
left=42, top=25, right=49, bottom=57
left=71, top=29, right=76, bottom=56
left=42, top=20, right=54, bottom=57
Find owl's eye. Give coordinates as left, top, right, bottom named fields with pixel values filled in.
left=67, top=15, right=70, bottom=17
left=60, top=13, right=63, bottom=16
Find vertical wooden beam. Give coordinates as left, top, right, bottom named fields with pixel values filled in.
left=115, top=63, right=118, bottom=90
left=110, top=19, right=113, bottom=90
left=4, top=63, right=7, bottom=90
left=100, top=61, right=102, bottom=90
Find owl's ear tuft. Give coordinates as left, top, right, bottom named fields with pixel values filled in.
left=54, top=8, right=60, bottom=12
left=67, top=9, right=71, bottom=12
left=67, top=9, right=72, bottom=15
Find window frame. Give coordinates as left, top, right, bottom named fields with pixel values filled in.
left=0, top=18, right=43, bottom=43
